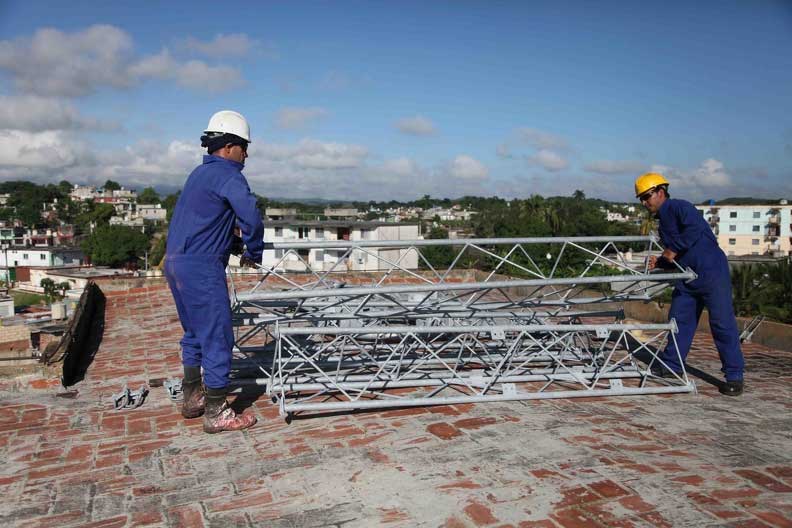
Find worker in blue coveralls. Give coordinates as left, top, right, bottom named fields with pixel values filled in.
left=164, top=110, right=264, bottom=433
left=636, top=172, right=745, bottom=396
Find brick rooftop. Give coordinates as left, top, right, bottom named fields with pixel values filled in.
left=1, top=279, right=791, bottom=527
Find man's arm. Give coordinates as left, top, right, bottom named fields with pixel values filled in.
left=220, top=174, right=264, bottom=263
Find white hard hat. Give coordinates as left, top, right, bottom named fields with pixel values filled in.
left=204, top=110, right=251, bottom=143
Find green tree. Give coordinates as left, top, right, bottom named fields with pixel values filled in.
left=149, top=235, right=167, bottom=267
left=137, top=187, right=160, bottom=204
left=82, top=225, right=150, bottom=267
left=40, top=278, right=57, bottom=302
left=39, top=279, right=70, bottom=302
left=57, top=180, right=73, bottom=195
left=421, top=227, right=457, bottom=269
left=103, top=180, right=122, bottom=191
left=162, top=191, right=180, bottom=222
left=732, top=260, right=792, bottom=324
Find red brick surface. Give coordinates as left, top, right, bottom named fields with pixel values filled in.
left=0, top=278, right=791, bottom=526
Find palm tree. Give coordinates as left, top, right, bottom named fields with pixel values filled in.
left=639, top=210, right=655, bottom=236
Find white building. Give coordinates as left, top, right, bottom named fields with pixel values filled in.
left=112, top=188, right=138, bottom=200
left=696, top=202, right=792, bottom=257
left=109, top=216, right=145, bottom=231
left=421, top=207, right=476, bottom=222
left=261, top=221, right=421, bottom=272
left=137, top=204, right=167, bottom=222
left=69, top=184, right=96, bottom=202
left=0, top=247, right=86, bottom=282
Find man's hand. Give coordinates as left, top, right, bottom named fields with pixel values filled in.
left=239, top=254, right=258, bottom=269
left=648, top=248, right=678, bottom=270
left=230, top=235, right=244, bottom=256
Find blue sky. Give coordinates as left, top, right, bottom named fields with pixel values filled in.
left=0, top=0, right=790, bottom=202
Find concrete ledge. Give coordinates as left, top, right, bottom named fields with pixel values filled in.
left=624, top=300, right=792, bottom=352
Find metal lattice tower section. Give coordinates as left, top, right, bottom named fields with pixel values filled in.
left=227, top=236, right=696, bottom=419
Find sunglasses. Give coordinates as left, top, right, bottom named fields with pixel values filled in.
left=226, top=142, right=248, bottom=153
left=638, top=190, right=655, bottom=203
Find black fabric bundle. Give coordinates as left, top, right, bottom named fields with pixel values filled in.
left=200, top=133, right=247, bottom=154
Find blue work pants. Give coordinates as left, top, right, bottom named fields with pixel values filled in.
left=164, top=255, right=233, bottom=389
left=662, top=276, right=745, bottom=381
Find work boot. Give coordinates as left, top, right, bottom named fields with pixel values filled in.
left=649, top=364, right=682, bottom=379
left=203, top=389, right=256, bottom=434
left=719, top=380, right=744, bottom=396
left=180, top=379, right=205, bottom=419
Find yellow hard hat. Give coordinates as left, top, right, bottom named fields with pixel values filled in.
left=634, top=172, right=669, bottom=197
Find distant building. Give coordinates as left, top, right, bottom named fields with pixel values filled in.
left=0, top=247, right=86, bottom=283
left=69, top=184, right=97, bottom=202
left=264, top=208, right=298, bottom=220
left=324, top=208, right=359, bottom=220
left=136, top=204, right=167, bottom=222
left=69, top=184, right=138, bottom=204
left=0, top=226, right=76, bottom=249
left=421, top=207, right=476, bottom=222
left=24, top=265, right=132, bottom=293
left=260, top=220, right=421, bottom=272
left=606, top=211, right=629, bottom=222
left=110, top=203, right=167, bottom=232
left=696, top=203, right=792, bottom=257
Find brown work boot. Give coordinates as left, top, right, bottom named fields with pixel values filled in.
left=180, top=379, right=205, bottom=419
left=203, top=390, right=256, bottom=434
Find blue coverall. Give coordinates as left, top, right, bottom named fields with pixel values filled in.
left=656, top=199, right=744, bottom=381
left=164, top=155, right=264, bottom=390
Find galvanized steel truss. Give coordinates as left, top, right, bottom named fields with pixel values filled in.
left=228, top=236, right=696, bottom=418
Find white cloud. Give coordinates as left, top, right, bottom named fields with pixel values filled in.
left=0, top=95, right=117, bottom=132
left=528, top=149, right=568, bottom=172
left=641, top=158, right=761, bottom=202
left=654, top=158, right=731, bottom=190
left=179, top=33, right=274, bottom=58
left=93, top=140, right=204, bottom=187
left=395, top=115, right=437, bottom=136
left=584, top=159, right=645, bottom=175
left=129, top=49, right=244, bottom=92
left=517, top=128, right=568, bottom=150
left=0, top=25, right=134, bottom=97
left=499, top=127, right=572, bottom=172
left=446, top=155, right=488, bottom=181
left=380, top=157, right=419, bottom=177
left=0, top=130, right=85, bottom=169
left=692, top=158, right=730, bottom=186
left=0, top=25, right=244, bottom=96
left=243, top=146, right=489, bottom=200
left=275, top=107, right=328, bottom=130
left=259, top=139, right=368, bottom=170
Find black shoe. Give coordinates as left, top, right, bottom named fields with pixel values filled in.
left=650, top=365, right=682, bottom=378
left=719, top=380, right=744, bottom=396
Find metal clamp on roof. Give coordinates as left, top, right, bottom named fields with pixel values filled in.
left=163, top=378, right=183, bottom=401
left=111, top=385, right=149, bottom=410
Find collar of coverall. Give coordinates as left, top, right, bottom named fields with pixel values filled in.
left=203, top=154, right=244, bottom=170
